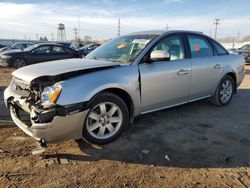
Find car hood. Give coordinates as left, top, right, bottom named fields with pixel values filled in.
left=2, top=49, right=24, bottom=55
left=235, top=49, right=250, bottom=53
left=0, top=47, right=8, bottom=52
left=12, top=58, right=121, bottom=83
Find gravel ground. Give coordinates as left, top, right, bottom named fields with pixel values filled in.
left=0, top=66, right=250, bottom=188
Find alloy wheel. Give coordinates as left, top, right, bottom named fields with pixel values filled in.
left=14, top=59, right=26, bottom=69
left=86, top=102, right=123, bottom=140
left=220, top=79, right=233, bottom=103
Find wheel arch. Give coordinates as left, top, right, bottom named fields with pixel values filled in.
left=224, top=72, right=237, bottom=93
left=88, top=87, right=135, bottom=123
left=11, top=57, right=27, bottom=68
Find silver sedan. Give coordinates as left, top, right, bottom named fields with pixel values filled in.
left=4, top=30, right=245, bottom=146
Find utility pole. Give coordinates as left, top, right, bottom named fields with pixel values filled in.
left=78, top=15, right=81, bottom=39
left=118, top=18, right=121, bottom=37
left=73, top=27, right=78, bottom=41
left=51, top=32, right=54, bottom=41
left=237, top=32, right=240, bottom=42
left=213, top=18, right=220, bottom=40
left=36, top=33, right=39, bottom=41
left=165, top=24, right=170, bottom=30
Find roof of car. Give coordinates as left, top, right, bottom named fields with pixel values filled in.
left=12, top=42, right=34, bottom=45
left=128, top=30, right=203, bottom=36
left=36, top=42, right=63, bottom=46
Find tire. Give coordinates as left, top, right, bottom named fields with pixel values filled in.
left=210, top=75, right=235, bottom=106
left=13, top=59, right=26, bottom=69
left=83, top=92, right=129, bottom=144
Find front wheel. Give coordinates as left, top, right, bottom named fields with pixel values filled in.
left=83, top=92, right=129, bottom=144
left=13, top=59, right=26, bottom=69
left=210, top=75, right=235, bottom=106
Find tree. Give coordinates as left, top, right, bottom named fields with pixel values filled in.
left=241, top=35, right=250, bottom=42
left=83, top=35, right=92, bottom=42
left=39, top=36, right=48, bottom=42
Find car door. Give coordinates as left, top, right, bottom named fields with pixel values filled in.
left=29, top=45, right=54, bottom=63
left=139, top=34, right=191, bottom=113
left=50, top=46, right=75, bottom=60
left=186, top=34, right=223, bottom=100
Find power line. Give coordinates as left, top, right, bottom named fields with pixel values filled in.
left=214, top=18, right=220, bottom=40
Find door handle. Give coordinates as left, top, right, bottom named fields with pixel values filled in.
left=177, top=69, right=189, bottom=75
left=214, top=64, right=223, bottom=69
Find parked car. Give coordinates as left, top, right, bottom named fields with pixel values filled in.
left=0, top=42, right=34, bottom=53
left=78, top=43, right=100, bottom=57
left=57, top=42, right=72, bottom=48
left=0, top=43, right=79, bottom=68
left=233, top=44, right=250, bottom=63
left=4, top=30, right=245, bottom=147
left=0, top=44, right=6, bottom=49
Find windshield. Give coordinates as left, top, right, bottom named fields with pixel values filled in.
left=86, top=34, right=157, bottom=64
left=241, top=45, right=250, bottom=50
left=24, top=44, right=40, bottom=51
left=79, top=44, right=91, bottom=50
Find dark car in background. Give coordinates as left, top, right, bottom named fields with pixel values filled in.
left=0, top=44, right=6, bottom=49
left=57, top=42, right=72, bottom=48
left=232, top=44, right=250, bottom=63
left=0, top=42, right=34, bottom=53
left=78, top=43, right=100, bottom=57
left=0, top=43, right=80, bottom=68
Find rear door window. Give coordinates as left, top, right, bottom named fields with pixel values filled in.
left=51, top=46, right=66, bottom=53
left=187, top=35, right=213, bottom=58
left=212, top=41, right=228, bottom=55
left=33, top=46, right=51, bottom=54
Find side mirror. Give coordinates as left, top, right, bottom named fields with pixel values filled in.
left=150, top=50, right=170, bottom=62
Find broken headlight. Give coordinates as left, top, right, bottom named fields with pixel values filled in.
left=41, top=84, right=62, bottom=107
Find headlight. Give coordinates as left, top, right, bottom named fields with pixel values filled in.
left=41, top=84, right=62, bottom=106
left=0, top=54, right=11, bottom=59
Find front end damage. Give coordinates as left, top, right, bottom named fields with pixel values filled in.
left=4, top=76, right=89, bottom=143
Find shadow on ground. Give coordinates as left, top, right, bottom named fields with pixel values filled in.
left=44, top=88, right=250, bottom=168
left=0, top=86, right=10, bottom=120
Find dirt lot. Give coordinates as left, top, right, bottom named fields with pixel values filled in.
left=0, top=66, right=250, bottom=188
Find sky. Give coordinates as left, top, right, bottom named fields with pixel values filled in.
left=0, top=0, right=250, bottom=40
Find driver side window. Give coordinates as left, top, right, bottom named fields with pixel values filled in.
left=152, top=35, right=185, bottom=61
left=33, top=46, right=51, bottom=54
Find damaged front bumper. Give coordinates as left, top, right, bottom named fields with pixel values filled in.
left=4, top=86, right=89, bottom=143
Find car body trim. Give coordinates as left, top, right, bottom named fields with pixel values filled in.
left=140, top=95, right=211, bottom=115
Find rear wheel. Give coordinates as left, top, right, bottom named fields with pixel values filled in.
left=13, top=59, right=26, bottom=69
left=210, top=75, right=235, bottom=106
left=83, top=92, right=129, bottom=144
